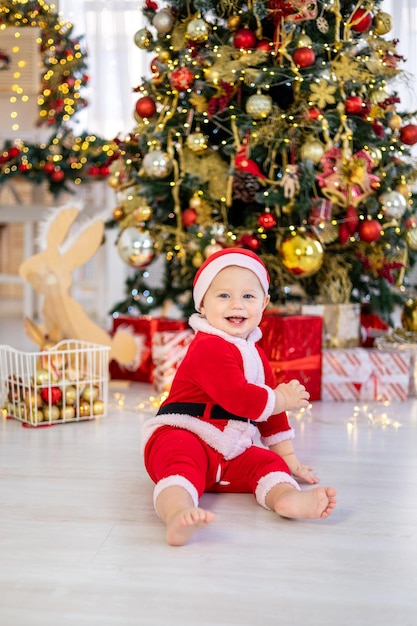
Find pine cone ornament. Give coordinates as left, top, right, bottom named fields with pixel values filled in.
left=232, top=171, right=260, bottom=203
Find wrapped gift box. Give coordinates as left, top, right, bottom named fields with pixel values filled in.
left=152, top=328, right=195, bottom=392
left=322, top=348, right=411, bottom=401
left=109, top=316, right=189, bottom=383
left=258, top=312, right=322, bottom=400
left=301, top=303, right=361, bottom=348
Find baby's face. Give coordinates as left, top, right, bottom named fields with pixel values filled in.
left=200, top=265, right=270, bottom=339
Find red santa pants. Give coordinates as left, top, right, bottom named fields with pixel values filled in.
left=144, top=426, right=299, bottom=510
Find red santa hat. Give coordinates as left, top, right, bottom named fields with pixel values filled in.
left=193, top=248, right=270, bottom=312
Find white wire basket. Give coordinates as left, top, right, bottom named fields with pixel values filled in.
left=0, top=341, right=110, bottom=427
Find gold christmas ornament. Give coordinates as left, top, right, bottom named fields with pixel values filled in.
left=117, top=227, right=156, bottom=268
left=405, top=226, right=417, bottom=251
left=300, top=138, right=325, bottom=165
left=112, top=206, right=124, bottom=221
left=388, top=113, right=402, bottom=131
left=402, top=299, right=417, bottom=332
left=186, top=17, right=210, bottom=41
left=396, top=182, right=411, bottom=199
left=192, top=251, right=204, bottom=268
left=152, top=9, right=175, bottom=35
left=245, top=92, right=273, bottom=120
left=369, top=86, right=388, bottom=104
left=366, top=147, right=382, bottom=167
left=93, top=400, right=105, bottom=416
left=134, top=28, right=152, bottom=49
left=78, top=400, right=92, bottom=418
left=204, top=241, right=223, bottom=258
left=142, top=150, right=173, bottom=178
left=279, top=229, right=324, bottom=277
left=81, top=385, right=99, bottom=403
left=43, top=405, right=61, bottom=422
left=64, top=385, right=77, bottom=405
left=297, top=32, right=312, bottom=47
left=380, top=190, right=407, bottom=219
left=61, top=406, right=76, bottom=420
left=186, top=132, right=208, bottom=154
left=374, top=11, right=393, bottom=36
left=133, top=203, right=153, bottom=223
left=227, top=15, right=241, bottom=32
left=108, top=174, right=121, bottom=189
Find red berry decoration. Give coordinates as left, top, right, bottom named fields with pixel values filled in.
left=258, top=212, right=277, bottom=229
left=400, top=124, right=417, bottom=146
left=350, top=8, right=373, bottom=32
left=293, top=47, right=315, bottom=68
left=233, top=28, right=257, bottom=50
left=358, top=219, right=382, bottom=243
left=135, top=95, right=157, bottom=118
left=345, top=95, right=363, bottom=115
left=41, top=386, right=62, bottom=405
left=169, top=66, right=195, bottom=91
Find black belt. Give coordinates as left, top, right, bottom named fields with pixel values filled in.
left=157, top=402, right=256, bottom=425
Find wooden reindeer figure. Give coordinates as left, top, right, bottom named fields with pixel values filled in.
left=19, top=206, right=138, bottom=366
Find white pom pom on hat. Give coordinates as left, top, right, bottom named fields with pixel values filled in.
left=193, top=248, right=270, bottom=312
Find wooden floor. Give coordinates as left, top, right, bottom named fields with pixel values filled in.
left=1, top=317, right=417, bottom=626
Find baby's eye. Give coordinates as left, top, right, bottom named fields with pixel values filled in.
left=218, top=293, right=229, bottom=299
left=243, top=293, right=255, bottom=299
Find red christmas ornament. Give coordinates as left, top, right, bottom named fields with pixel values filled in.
left=135, top=96, right=157, bottom=118
left=233, top=28, right=257, bottom=50
left=338, top=223, right=351, bottom=245
left=350, top=8, right=373, bottom=32
left=358, top=219, right=382, bottom=243
left=50, top=169, right=65, bottom=182
left=400, top=124, right=417, bottom=146
left=239, top=234, right=261, bottom=251
left=41, top=386, right=62, bottom=405
left=18, top=163, right=29, bottom=173
left=7, top=146, right=20, bottom=159
left=256, top=39, right=272, bottom=52
left=306, top=106, right=321, bottom=120
left=292, top=47, right=315, bottom=68
left=345, top=95, right=363, bottom=115
left=169, top=66, right=195, bottom=91
left=345, top=205, right=359, bottom=235
left=258, top=212, right=277, bottom=229
left=182, top=208, right=198, bottom=227
left=43, top=162, right=55, bottom=175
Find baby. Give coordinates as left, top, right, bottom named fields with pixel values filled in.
left=142, top=248, right=336, bottom=545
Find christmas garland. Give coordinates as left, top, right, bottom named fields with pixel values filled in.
left=0, top=0, right=112, bottom=194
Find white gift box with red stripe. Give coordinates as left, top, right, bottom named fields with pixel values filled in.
left=152, top=329, right=195, bottom=393
left=322, top=348, right=411, bottom=401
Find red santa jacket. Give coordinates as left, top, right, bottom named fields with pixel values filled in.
left=142, top=314, right=294, bottom=460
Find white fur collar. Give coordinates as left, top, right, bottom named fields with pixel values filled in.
left=188, top=313, right=262, bottom=345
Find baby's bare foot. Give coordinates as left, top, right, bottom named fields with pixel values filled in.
left=166, top=507, right=215, bottom=546
left=274, top=486, right=337, bottom=520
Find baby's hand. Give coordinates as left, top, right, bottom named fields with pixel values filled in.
left=274, top=379, right=310, bottom=413
left=282, top=453, right=319, bottom=484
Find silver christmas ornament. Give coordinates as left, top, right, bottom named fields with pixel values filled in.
left=117, top=227, right=156, bottom=268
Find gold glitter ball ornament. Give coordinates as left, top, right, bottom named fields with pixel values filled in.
left=133, top=203, right=153, bottom=223
left=186, top=17, right=210, bottom=41
left=245, top=92, right=273, bottom=120
left=405, top=226, right=417, bottom=251
left=227, top=15, right=241, bottom=32
left=279, top=230, right=324, bottom=277
left=374, top=11, right=393, bottom=36
left=186, top=132, right=208, bottom=154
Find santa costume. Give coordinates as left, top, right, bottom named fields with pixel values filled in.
left=143, top=248, right=300, bottom=513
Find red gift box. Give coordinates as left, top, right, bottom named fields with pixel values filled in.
left=258, top=312, right=322, bottom=400
left=109, top=316, right=189, bottom=383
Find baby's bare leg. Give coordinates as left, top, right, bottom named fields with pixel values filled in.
left=155, top=485, right=215, bottom=546
left=265, top=483, right=337, bottom=519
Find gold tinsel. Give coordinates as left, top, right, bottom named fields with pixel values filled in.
left=181, top=148, right=230, bottom=201
left=317, top=255, right=353, bottom=304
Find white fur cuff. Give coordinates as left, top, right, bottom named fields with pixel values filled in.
left=255, top=471, right=300, bottom=510
left=153, top=475, right=199, bottom=514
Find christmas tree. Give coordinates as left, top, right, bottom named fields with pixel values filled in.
left=108, top=0, right=417, bottom=323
